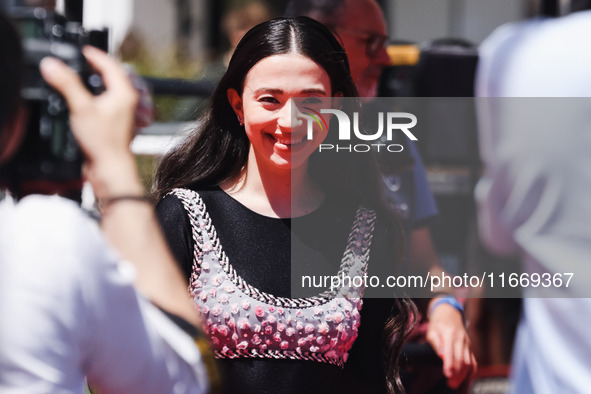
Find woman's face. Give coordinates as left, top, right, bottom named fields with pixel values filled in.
left=228, top=53, right=333, bottom=172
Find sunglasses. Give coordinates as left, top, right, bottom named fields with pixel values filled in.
left=332, top=26, right=388, bottom=58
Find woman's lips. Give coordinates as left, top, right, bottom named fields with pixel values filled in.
left=266, top=133, right=308, bottom=151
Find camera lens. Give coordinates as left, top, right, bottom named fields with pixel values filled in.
left=51, top=24, right=63, bottom=38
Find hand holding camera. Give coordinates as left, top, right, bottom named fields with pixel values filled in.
left=40, top=46, right=143, bottom=201
left=39, top=45, right=200, bottom=326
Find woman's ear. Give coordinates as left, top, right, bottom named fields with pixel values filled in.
left=227, top=88, right=244, bottom=121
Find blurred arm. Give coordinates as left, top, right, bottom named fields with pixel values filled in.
left=409, top=227, right=477, bottom=389
left=39, top=47, right=198, bottom=327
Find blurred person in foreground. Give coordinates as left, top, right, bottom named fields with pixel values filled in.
left=476, top=2, right=591, bottom=393
left=286, top=0, right=476, bottom=391
left=0, top=10, right=212, bottom=393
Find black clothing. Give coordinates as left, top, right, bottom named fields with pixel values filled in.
left=156, top=186, right=399, bottom=394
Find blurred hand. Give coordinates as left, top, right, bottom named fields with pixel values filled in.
left=40, top=46, right=138, bottom=165
left=125, top=65, right=154, bottom=129
left=427, top=303, right=477, bottom=389
left=40, top=47, right=200, bottom=328
left=40, top=46, right=142, bottom=199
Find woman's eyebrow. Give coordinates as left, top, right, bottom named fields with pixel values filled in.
left=300, top=88, right=328, bottom=95
left=251, top=88, right=328, bottom=95
left=252, top=88, right=283, bottom=95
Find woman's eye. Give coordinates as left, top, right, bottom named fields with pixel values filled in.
left=302, top=97, right=322, bottom=105
left=259, top=96, right=279, bottom=104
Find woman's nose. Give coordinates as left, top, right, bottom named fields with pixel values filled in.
left=277, top=100, right=294, bottom=130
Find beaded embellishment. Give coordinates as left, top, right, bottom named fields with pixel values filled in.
left=171, top=188, right=376, bottom=368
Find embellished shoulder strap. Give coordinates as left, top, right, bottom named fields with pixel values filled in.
left=332, top=206, right=376, bottom=299
left=169, top=188, right=377, bottom=302
left=168, top=188, right=212, bottom=286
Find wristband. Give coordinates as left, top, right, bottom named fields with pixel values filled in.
left=98, top=195, right=150, bottom=210
left=429, top=296, right=464, bottom=317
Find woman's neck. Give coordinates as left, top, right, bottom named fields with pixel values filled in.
left=221, top=150, right=324, bottom=218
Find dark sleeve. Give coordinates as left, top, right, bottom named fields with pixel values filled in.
left=155, top=194, right=194, bottom=282
left=407, top=141, right=438, bottom=228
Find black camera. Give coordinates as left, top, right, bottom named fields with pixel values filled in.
left=0, top=5, right=107, bottom=200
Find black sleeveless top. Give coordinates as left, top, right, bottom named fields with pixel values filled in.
left=156, top=186, right=399, bottom=394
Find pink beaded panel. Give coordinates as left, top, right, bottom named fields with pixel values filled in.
left=171, top=188, right=376, bottom=367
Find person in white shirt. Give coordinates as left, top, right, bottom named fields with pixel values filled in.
left=476, top=6, right=591, bottom=394
left=0, top=10, right=212, bottom=393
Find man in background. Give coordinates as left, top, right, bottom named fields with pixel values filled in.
left=286, top=0, right=476, bottom=391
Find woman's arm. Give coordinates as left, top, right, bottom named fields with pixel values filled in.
left=409, top=227, right=477, bottom=388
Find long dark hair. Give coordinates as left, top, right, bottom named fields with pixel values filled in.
left=152, top=16, right=414, bottom=394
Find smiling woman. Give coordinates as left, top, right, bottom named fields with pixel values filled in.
left=152, top=17, right=415, bottom=394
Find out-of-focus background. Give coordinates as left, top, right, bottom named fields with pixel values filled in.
left=77, top=0, right=522, bottom=121
left=13, top=1, right=542, bottom=393
left=92, top=0, right=519, bottom=278
left=79, top=4, right=525, bottom=392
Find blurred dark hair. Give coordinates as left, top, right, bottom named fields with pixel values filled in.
left=525, top=0, right=591, bottom=16
left=571, top=0, right=591, bottom=11
left=0, top=10, right=24, bottom=141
